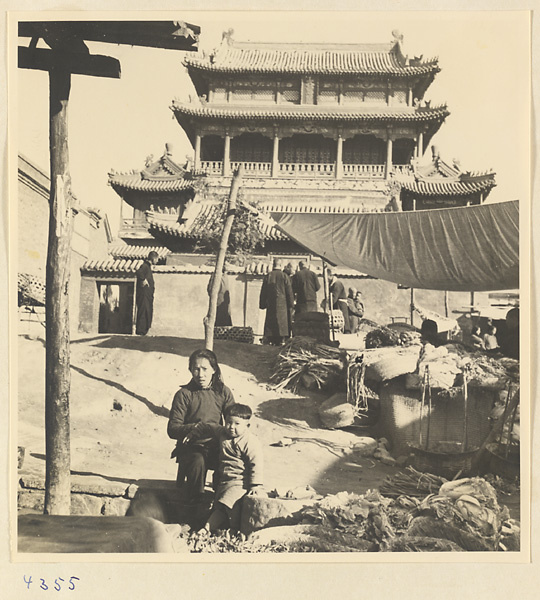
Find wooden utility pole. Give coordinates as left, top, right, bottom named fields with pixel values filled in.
left=204, top=166, right=243, bottom=350
left=18, top=19, right=199, bottom=515
left=44, top=67, right=74, bottom=514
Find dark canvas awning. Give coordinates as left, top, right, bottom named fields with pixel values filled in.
left=269, top=200, right=519, bottom=292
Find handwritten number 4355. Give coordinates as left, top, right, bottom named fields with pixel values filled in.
left=23, top=576, right=80, bottom=591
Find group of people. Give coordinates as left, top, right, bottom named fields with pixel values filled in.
left=471, top=322, right=499, bottom=351
left=259, top=258, right=321, bottom=345
left=328, top=269, right=365, bottom=334
left=168, top=348, right=264, bottom=531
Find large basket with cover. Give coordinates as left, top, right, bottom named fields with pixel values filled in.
left=378, top=365, right=499, bottom=477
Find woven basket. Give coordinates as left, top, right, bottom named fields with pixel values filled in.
left=377, top=378, right=497, bottom=456
left=485, top=447, right=520, bottom=479
left=214, top=326, right=254, bottom=344
left=329, top=310, right=344, bottom=332
left=408, top=445, right=478, bottom=478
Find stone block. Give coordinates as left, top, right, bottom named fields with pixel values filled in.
left=126, top=490, right=167, bottom=523
left=240, top=496, right=295, bottom=536
left=70, top=493, right=104, bottom=516
left=126, top=483, right=139, bottom=499
left=71, top=480, right=127, bottom=497
left=102, top=497, right=131, bottom=517
left=318, top=393, right=355, bottom=429
left=19, top=476, right=45, bottom=490
left=18, top=515, right=175, bottom=553
left=351, top=437, right=377, bottom=457
left=18, top=489, right=45, bottom=511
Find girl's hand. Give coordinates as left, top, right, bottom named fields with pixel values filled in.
left=182, top=423, right=205, bottom=444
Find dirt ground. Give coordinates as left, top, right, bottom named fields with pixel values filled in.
left=17, top=332, right=399, bottom=498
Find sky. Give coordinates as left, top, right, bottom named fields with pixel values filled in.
left=16, top=11, right=530, bottom=234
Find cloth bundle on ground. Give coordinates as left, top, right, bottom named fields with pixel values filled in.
left=361, top=345, right=422, bottom=382
left=413, top=304, right=459, bottom=334
left=408, top=477, right=507, bottom=551
left=405, top=343, right=518, bottom=391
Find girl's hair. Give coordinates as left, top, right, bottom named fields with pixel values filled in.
left=224, top=403, right=252, bottom=421
left=188, top=348, right=224, bottom=393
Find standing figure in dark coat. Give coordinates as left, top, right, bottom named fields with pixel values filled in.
left=259, top=258, right=294, bottom=345
left=292, top=260, right=321, bottom=314
left=328, top=269, right=351, bottom=333
left=207, top=271, right=232, bottom=326
left=346, top=287, right=364, bottom=333
left=283, top=262, right=295, bottom=337
left=135, top=251, right=158, bottom=335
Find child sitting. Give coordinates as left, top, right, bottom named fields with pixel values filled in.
left=483, top=325, right=499, bottom=350
left=204, top=403, right=265, bottom=532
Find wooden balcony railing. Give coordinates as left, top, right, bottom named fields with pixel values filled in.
left=342, top=164, right=386, bottom=178
left=230, top=161, right=272, bottom=175
left=279, top=163, right=335, bottom=177
left=198, top=161, right=413, bottom=179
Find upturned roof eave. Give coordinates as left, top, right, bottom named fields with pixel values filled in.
left=400, top=180, right=497, bottom=197
left=170, top=101, right=450, bottom=124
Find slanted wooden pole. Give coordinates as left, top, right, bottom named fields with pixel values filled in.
left=204, top=165, right=243, bottom=350
left=44, top=67, right=74, bottom=515
left=322, top=261, right=335, bottom=342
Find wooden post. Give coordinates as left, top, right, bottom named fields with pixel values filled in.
left=194, top=134, right=201, bottom=171
left=223, top=133, right=231, bottom=177
left=410, top=287, right=415, bottom=327
left=44, top=67, right=74, bottom=515
left=417, top=132, right=424, bottom=158
left=462, top=368, right=469, bottom=452
left=204, top=166, right=243, bottom=350
left=335, top=132, right=343, bottom=179
left=271, top=133, right=279, bottom=177
left=385, top=135, right=393, bottom=179
left=322, top=261, right=335, bottom=342
left=444, top=290, right=449, bottom=318
left=243, top=276, right=248, bottom=328
left=425, top=367, right=432, bottom=450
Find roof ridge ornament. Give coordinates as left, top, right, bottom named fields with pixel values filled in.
left=222, top=28, right=234, bottom=45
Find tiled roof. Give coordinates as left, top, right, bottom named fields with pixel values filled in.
left=396, top=156, right=496, bottom=197
left=171, top=100, right=449, bottom=123
left=147, top=205, right=286, bottom=241
left=81, top=258, right=143, bottom=274
left=399, top=178, right=496, bottom=196
left=109, top=243, right=171, bottom=260
left=185, top=39, right=439, bottom=76
left=18, top=272, right=46, bottom=306
left=109, top=150, right=196, bottom=193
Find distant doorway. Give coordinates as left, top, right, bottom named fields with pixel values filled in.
left=98, top=282, right=134, bottom=334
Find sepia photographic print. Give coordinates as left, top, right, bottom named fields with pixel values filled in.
left=4, top=4, right=535, bottom=596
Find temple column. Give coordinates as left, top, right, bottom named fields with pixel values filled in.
left=335, top=131, right=343, bottom=179
left=385, top=135, right=393, bottom=179
left=271, top=132, right=280, bottom=177
left=194, top=134, right=201, bottom=171
left=223, top=132, right=231, bottom=176
left=417, top=132, right=424, bottom=159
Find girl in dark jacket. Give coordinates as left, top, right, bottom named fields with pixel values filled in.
left=168, top=349, right=235, bottom=506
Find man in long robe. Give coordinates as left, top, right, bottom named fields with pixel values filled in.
left=292, top=260, right=321, bottom=314
left=135, top=251, right=158, bottom=335
left=328, top=269, right=351, bottom=333
left=259, top=258, right=294, bottom=345
left=207, top=271, right=232, bottom=326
